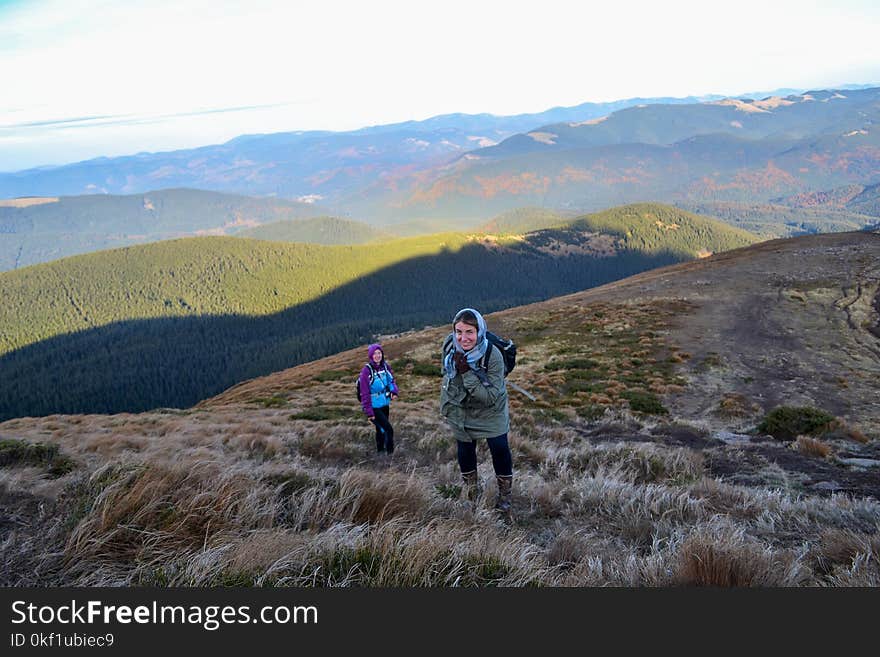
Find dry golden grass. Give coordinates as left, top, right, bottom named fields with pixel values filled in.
left=717, top=393, right=761, bottom=418
left=810, top=529, right=880, bottom=585
left=65, top=460, right=272, bottom=569
left=336, top=469, right=433, bottom=524
left=846, top=428, right=871, bottom=444
left=823, top=418, right=873, bottom=444
left=545, top=529, right=593, bottom=569
left=688, top=478, right=778, bottom=520
left=5, top=423, right=876, bottom=587
left=674, top=522, right=809, bottom=586
left=794, top=435, right=834, bottom=458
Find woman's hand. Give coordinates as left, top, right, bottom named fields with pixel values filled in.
left=453, top=352, right=470, bottom=374
left=391, top=393, right=399, bottom=401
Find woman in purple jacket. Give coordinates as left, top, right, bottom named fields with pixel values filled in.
left=359, top=343, right=399, bottom=455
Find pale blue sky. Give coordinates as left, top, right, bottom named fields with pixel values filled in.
left=1, top=0, right=879, bottom=171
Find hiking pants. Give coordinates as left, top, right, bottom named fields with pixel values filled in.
left=373, top=406, right=394, bottom=453
left=457, top=433, right=512, bottom=476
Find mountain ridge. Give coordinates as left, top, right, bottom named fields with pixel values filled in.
left=7, top=88, right=870, bottom=212
left=338, top=87, right=880, bottom=223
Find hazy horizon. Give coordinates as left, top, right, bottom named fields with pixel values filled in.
left=3, top=0, right=880, bottom=173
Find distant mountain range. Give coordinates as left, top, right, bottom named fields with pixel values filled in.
left=0, top=91, right=822, bottom=207
left=352, top=88, right=880, bottom=222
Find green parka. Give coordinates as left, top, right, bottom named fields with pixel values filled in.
left=440, top=339, right=510, bottom=441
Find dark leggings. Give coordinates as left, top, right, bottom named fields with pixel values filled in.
left=457, top=433, right=512, bottom=477
left=373, top=406, right=394, bottom=453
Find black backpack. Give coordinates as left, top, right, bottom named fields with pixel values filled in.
left=443, top=331, right=516, bottom=376
left=356, top=363, right=392, bottom=402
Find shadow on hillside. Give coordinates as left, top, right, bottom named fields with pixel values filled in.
left=0, top=243, right=684, bottom=420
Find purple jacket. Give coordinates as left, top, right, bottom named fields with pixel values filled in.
left=360, top=343, right=399, bottom=418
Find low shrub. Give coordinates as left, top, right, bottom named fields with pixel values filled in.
left=757, top=406, right=835, bottom=440
left=622, top=390, right=668, bottom=415
left=0, top=439, right=75, bottom=477
left=254, top=394, right=288, bottom=408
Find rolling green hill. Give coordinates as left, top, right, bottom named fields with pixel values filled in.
left=566, top=204, right=757, bottom=254
left=236, top=216, right=393, bottom=245
left=0, top=188, right=328, bottom=271
left=0, top=233, right=471, bottom=354
left=0, top=204, right=759, bottom=419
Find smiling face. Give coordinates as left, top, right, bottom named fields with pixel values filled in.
left=454, top=321, right=479, bottom=352
left=371, top=348, right=383, bottom=365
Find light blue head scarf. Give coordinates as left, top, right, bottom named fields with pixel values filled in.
left=444, top=307, right=490, bottom=379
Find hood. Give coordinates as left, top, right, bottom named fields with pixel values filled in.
left=368, top=343, right=384, bottom=363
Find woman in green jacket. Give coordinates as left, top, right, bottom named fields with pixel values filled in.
left=440, top=307, right=513, bottom=514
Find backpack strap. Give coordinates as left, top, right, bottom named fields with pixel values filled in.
left=471, top=344, right=496, bottom=388
left=480, top=343, right=495, bottom=371
left=380, top=363, right=393, bottom=395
